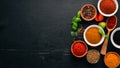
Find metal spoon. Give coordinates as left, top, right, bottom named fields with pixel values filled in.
left=100, top=15, right=117, bottom=55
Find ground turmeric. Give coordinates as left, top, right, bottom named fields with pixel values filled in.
left=104, top=52, right=120, bottom=68
left=86, top=27, right=102, bottom=44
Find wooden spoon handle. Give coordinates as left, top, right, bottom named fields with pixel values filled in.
left=100, top=31, right=110, bottom=55
left=100, top=38, right=108, bottom=55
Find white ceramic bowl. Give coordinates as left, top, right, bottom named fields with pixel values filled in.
left=84, top=25, right=105, bottom=47
left=111, top=27, right=120, bottom=49
left=97, top=0, right=118, bottom=17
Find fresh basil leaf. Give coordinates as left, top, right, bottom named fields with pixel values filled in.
left=98, top=29, right=105, bottom=36
left=77, top=11, right=81, bottom=18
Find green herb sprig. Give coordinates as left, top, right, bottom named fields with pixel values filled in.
left=71, top=11, right=82, bottom=36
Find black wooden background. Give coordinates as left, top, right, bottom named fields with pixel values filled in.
left=0, top=0, right=120, bottom=68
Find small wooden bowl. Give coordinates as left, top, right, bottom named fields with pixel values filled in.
left=104, top=52, right=120, bottom=68
left=71, top=40, right=88, bottom=58
left=86, top=49, right=100, bottom=64
left=81, top=4, right=97, bottom=21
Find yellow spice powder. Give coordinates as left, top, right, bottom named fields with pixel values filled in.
left=86, top=27, right=102, bottom=44
left=105, top=53, right=120, bottom=67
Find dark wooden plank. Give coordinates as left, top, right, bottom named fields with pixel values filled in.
left=0, top=0, right=120, bottom=68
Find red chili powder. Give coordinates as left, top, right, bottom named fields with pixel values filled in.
left=100, top=0, right=116, bottom=14
left=107, top=16, right=116, bottom=29
left=72, top=42, right=86, bottom=56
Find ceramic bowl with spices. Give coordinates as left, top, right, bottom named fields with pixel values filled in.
left=98, top=0, right=118, bottom=17
left=84, top=25, right=105, bottom=47
left=104, top=52, right=120, bottom=68
left=81, top=4, right=97, bottom=21
left=111, top=27, right=120, bottom=49
left=71, top=40, right=88, bottom=58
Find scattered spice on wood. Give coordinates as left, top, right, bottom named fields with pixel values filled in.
left=104, top=52, right=120, bottom=68
left=100, top=0, right=116, bottom=14
left=86, top=27, right=102, bottom=44
left=87, top=49, right=100, bottom=64
left=71, top=41, right=87, bottom=56
left=106, top=16, right=117, bottom=29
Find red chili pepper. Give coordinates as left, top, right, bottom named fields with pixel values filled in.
left=95, top=13, right=104, bottom=22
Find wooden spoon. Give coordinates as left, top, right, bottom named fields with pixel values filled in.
left=100, top=15, right=117, bottom=55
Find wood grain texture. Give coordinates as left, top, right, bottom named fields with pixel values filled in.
left=0, top=0, right=120, bottom=68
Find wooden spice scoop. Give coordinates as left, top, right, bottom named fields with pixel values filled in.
left=100, top=15, right=117, bottom=55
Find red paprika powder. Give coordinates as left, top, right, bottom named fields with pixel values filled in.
left=71, top=41, right=87, bottom=57
left=100, top=0, right=116, bottom=14
left=106, top=16, right=117, bottom=29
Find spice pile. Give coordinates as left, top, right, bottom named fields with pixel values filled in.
left=106, top=16, right=117, bottom=29
left=87, top=49, right=100, bottom=64
left=86, top=27, right=102, bottom=44
left=71, top=41, right=87, bottom=57
left=104, top=52, right=120, bottom=68
left=100, top=0, right=116, bottom=14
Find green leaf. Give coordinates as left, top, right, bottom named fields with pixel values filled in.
left=98, top=29, right=105, bottom=36
left=77, top=11, right=81, bottom=18
left=72, top=16, right=81, bottom=23
left=75, top=32, right=78, bottom=36
left=70, top=31, right=75, bottom=36
left=74, top=17, right=81, bottom=23
left=77, top=28, right=81, bottom=34
left=98, top=22, right=106, bottom=29
left=72, top=26, right=77, bottom=31
left=72, top=22, right=78, bottom=27
left=72, top=16, right=76, bottom=22
left=105, top=35, right=109, bottom=40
